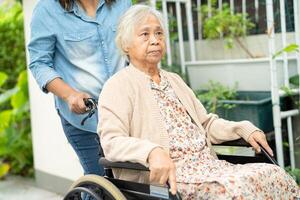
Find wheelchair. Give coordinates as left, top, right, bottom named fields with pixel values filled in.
left=63, top=99, right=278, bottom=200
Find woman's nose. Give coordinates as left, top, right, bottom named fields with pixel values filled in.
left=150, top=34, right=159, bottom=45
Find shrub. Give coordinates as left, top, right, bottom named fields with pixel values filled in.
left=0, top=1, right=33, bottom=178
left=201, top=1, right=255, bottom=58
left=195, top=81, right=238, bottom=113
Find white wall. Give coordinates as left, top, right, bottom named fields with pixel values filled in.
left=172, top=32, right=297, bottom=63
left=23, top=0, right=82, bottom=183
left=187, top=57, right=299, bottom=91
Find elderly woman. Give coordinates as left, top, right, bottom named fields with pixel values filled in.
left=97, top=5, right=300, bottom=200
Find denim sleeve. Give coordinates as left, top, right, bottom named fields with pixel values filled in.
left=28, top=5, right=61, bottom=93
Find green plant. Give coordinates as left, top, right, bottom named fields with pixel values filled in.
left=0, top=2, right=26, bottom=90
left=195, top=81, right=238, bottom=113
left=201, top=1, right=255, bottom=58
left=276, top=44, right=299, bottom=89
left=0, top=1, right=32, bottom=178
left=272, top=44, right=299, bottom=59
left=290, top=75, right=299, bottom=87
left=0, top=162, right=10, bottom=179
left=281, top=85, right=300, bottom=110
left=0, top=70, right=33, bottom=178
left=274, top=44, right=300, bottom=178
left=286, top=123, right=300, bottom=186
left=275, top=44, right=300, bottom=109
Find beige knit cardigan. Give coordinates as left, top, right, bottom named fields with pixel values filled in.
left=97, top=64, right=259, bottom=182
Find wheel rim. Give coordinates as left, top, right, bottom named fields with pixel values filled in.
left=64, top=182, right=119, bottom=200
left=64, top=186, right=101, bottom=200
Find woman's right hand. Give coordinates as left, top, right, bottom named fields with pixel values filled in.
left=65, top=91, right=91, bottom=114
left=148, top=147, right=177, bottom=195
left=45, top=78, right=91, bottom=114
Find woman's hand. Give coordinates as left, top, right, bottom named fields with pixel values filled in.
left=148, top=147, right=177, bottom=195
left=65, top=91, right=91, bottom=114
left=46, top=78, right=91, bottom=114
left=248, top=131, right=274, bottom=156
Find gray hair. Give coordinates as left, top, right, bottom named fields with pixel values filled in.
left=115, top=4, right=166, bottom=57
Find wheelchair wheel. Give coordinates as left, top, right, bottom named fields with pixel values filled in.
left=64, top=174, right=126, bottom=200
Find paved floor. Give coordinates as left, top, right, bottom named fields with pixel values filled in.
left=0, top=176, right=63, bottom=200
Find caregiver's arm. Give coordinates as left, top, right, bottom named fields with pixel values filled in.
left=46, top=78, right=90, bottom=114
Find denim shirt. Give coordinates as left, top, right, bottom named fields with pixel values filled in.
left=28, top=0, right=131, bottom=132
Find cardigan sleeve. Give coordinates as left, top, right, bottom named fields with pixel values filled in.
left=97, top=76, right=160, bottom=167
left=171, top=73, right=261, bottom=144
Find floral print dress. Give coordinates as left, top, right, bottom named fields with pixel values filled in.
left=150, top=74, right=300, bottom=200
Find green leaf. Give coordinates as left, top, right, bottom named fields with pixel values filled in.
left=289, top=75, right=299, bottom=87
left=0, top=72, right=8, bottom=87
left=273, top=44, right=299, bottom=59
left=11, top=89, right=28, bottom=110
left=17, top=70, right=28, bottom=93
left=0, top=87, right=18, bottom=105
left=10, top=71, right=29, bottom=110
left=0, top=163, right=10, bottom=178
left=283, top=142, right=289, bottom=148
left=0, top=1, right=33, bottom=178
left=272, top=50, right=283, bottom=59
left=12, top=101, right=30, bottom=119
left=0, top=110, right=12, bottom=132
left=195, top=81, right=237, bottom=113
left=283, top=44, right=299, bottom=53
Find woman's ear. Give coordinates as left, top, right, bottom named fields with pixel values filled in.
left=124, top=45, right=129, bottom=53
left=123, top=46, right=130, bottom=55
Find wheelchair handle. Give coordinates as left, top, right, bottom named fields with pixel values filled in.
left=84, top=98, right=98, bottom=110
left=81, top=98, right=98, bottom=126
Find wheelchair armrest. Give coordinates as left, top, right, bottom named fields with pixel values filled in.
left=213, top=138, right=278, bottom=166
left=214, top=138, right=250, bottom=146
left=99, top=157, right=149, bottom=171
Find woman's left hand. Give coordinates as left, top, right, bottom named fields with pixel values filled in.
left=248, top=131, right=274, bottom=156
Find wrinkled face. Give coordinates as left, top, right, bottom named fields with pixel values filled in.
left=126, top=14, right=166, bottom=67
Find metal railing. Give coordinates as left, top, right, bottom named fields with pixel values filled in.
left=266, top=0, right=300, bottom=168
left=151, top=0, right=300, bottom=168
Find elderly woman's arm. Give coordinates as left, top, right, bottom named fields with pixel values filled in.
left=171, top=73, right=260, bottom=143
left=191, top=95, right=273, bottom=155
left=97, top=78, right=160, bottom=166
left=172, top=73, right=273, bottom=154
left=192, top=100, right=259, bottom=144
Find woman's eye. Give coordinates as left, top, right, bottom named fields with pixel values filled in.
left=155, top=31, right=164, bottom=38
left=141, top=32, right=149, bottom=37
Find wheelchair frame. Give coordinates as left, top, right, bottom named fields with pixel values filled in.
left=68, top=98, right=279, bottom=199
left=63, top=139, right=277, bottom=200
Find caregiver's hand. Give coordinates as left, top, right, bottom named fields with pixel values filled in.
left=65, top=91, right=91, bottom=114
left=148, top=147, right=177, bottom=195
left=248, top=131, right=274, bottom=156
left=46, top=77, right=91, bottom=114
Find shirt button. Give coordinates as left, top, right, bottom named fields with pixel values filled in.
left=104, top=58, right=108, bottom=62
left=101, top=41, right=104, bottom=45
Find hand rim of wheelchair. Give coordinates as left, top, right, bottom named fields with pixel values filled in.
left=64, top=174, right=126, bottom=200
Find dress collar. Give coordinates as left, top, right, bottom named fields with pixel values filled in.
left=150, top=73, right=169, bottom=91
left=127, top=64, right=169, bottom=91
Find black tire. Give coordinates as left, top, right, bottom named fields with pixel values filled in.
left=65, top=175, right=126, bottom=200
